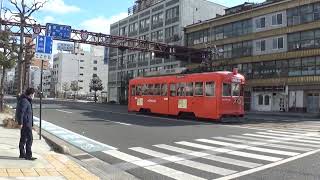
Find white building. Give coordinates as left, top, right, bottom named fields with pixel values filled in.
left=108, top=0, right=226, bottom=103
left=51, top=45, right=108, bottom=97
left=29, top=66, right=41, bottom=90
left=42, top=70, right=51, bottom=98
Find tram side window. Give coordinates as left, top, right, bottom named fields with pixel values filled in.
left=186, top=82, right=194, bottom=96
left=148, top=84, right=154, bottom=95
left=142, top=84, right=148, bottom=95
left=170, top=84, right=176, bottom=96
left=205, top=82, right=215, bottom=96
left=161, top=84, right=168, bottom=96
left=136, top=85, right=142, bottom=96
left=223, top=83, right=232, bottom=96
left=154, top=84, right=161, bottom=96
left=131, top=85, right=136, bottom=96
left=177, top=83, right=186, bottom=96
left=194, top=82, right=204, bottom=96
left=232, top=83, right=240, bottom=96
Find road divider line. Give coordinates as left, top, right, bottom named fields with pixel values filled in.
left=55, top=109, right=73, bottom=114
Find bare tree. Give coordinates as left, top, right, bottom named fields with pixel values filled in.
left=70, top=81, right=79, bottom=100
left=62, top=82, right=70, bottom=99
left=6, top=0, right=47, bottom=96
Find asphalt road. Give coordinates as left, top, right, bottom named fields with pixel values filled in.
left=6, top=97, right=320, bottom=180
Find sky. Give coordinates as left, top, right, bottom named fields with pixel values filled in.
left=2, top=0, right=266, bottom=34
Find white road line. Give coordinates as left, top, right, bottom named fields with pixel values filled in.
left=154, top=144, right=261, bottom=168
left=196, top=139, right=299, bottom=156
left=103, top=150, right=205, bottom=180
left=214, top=148, right=320, bottom=180
left=231, top=135, right=320, bottom=148
left=112, top=121, right=132, bottom=126
left=176, top=141, right=282, bottom=162
left=130, top=147, right=237, bottom=176
left=244, top=133, right=320, bottom=144
left=55, top=109, right=73, bottom=114
left=213, top=137, right=313, bottom=152
left=257, top=131, right=320, bottom=140
left=267, top=130, right=308, bottom=135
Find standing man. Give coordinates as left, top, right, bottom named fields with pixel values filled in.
left=16, top=88, right=36, bottom=160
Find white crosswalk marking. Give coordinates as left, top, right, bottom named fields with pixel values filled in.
left=231, top=135, right=320, bottom=148
left=196, top=139, right=299, bottom=156
left=130, top=147, right=237, bottom=176
left=213, top=137, right=313, bottom=152
left=244, top=133, right=320, bottom=144
left=103, top=150, right=205, bottom=180
left=154, top=144, right=262, bottom=168
left=267, top=130, right=309, bottom=135
left=256, top=132, right=320, bottom=141
left=176, top=141, right=282, bottom=162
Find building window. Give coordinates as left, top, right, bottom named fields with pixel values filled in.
left=93, top=67, right=97, bottom=71
left=120, top=26, right=127, bottom=36
left=165, top=6, right=179, bottom=20
left=80, top=60, right=84, bottom=62
left=139, top=18, right=150, bottom=30
left=258, top=95, right=263, bottom=105
left=151, top=30, right=163, bottom=42
left=129, top=22, right=138, bottom=33
left=264, top=95, right=270, bottom=105
left=302, top=57, right=316, bottom=75
left=93, top=74, right=97, bottom=77
left=273, top=37, right=284, bottom=49
left=151, top=12, right=164, bottom=25
left=272, top=13, right=283, bottom=25
left=256, top=40, right=266, bottom=51
left=93, top=60, right=98, bottom=64
left=78, top=80, right=83, bottom=83
left=80, top=67, right=84, bottom=69
left=165, top=25, right=179, bottom=42
left=289, top=58, right=302, bottom=76
left=255, top=17, right=266, bottom=29
left=79, top=73, right=84, bottom=76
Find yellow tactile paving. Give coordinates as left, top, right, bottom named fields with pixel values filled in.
left=0, top=154, right=100, bottom=179
left=0, top=173, right=8, bottom=177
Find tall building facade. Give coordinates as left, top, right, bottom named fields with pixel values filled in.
left=108, top=0, right=226, bottom=102
left=185, top=0, right=320, bottom=113
left=51, top=45, right=108, bottom=97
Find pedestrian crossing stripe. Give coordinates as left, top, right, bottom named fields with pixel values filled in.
left=213, top=136, right=314, bottom=151
left=101, top=129, right=320, bottom=180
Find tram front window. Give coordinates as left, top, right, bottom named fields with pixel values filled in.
left=232, top=83, right=240, bottom=97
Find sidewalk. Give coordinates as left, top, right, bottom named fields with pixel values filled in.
left=0, top=114, right=100, bottom=180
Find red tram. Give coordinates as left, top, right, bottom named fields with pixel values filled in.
left=128, top=69, right=245, bottom=121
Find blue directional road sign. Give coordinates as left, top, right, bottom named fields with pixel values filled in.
left=35, top=35, right=53, bottom=61
left=46, top=23, right=72, bottom=40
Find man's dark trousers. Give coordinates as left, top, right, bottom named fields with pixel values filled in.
left=19, top=127, right=33, bottom=158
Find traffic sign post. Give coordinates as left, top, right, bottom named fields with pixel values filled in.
left=35, top=35, right=53, bottom=140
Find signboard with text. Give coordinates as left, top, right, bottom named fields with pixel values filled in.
left=46, top=23, right=72, bottom=40
left=35, top=35, right=53, bottom=61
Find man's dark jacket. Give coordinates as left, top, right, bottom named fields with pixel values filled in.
left=15, top=94, right=33, bottom=128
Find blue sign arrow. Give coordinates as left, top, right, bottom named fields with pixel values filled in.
left=46, top=23, right=72, bottom=40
